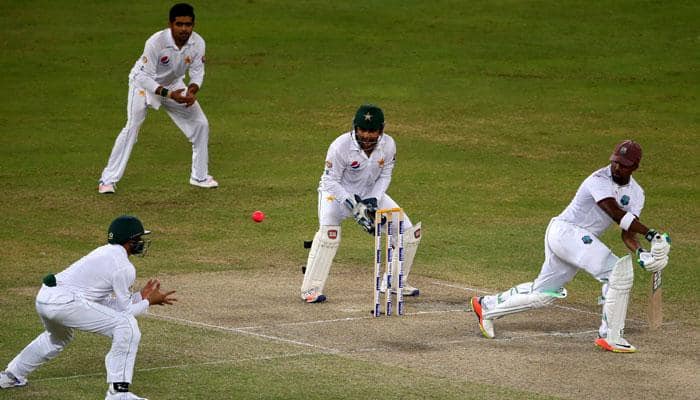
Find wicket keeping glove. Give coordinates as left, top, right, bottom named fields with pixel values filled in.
left=345, top=195, right=378, bottom=235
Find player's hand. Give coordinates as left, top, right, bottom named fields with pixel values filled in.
left=146, top=280, right=177, bottom=306
left=140, top=278, right=158, bottom=300
left=651, top=232, right=671, bottom=258
left=187, top=83, right=199, bottom=97
left=636, top=249, right=668, bottom=273
left=170, top=88, right=196, bottom=107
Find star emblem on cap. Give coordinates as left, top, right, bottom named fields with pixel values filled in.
left=364, top=112, right=372, bottom=121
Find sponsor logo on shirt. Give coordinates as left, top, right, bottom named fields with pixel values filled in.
left=350, top=161, right=360, bottom=169
left=582, top=235, right=593, bottom=244
left=620, top=195, right=630, bottom=206
left=160, top=55, right=170, bottom=65
left=327, top=229, right=338, bottom=239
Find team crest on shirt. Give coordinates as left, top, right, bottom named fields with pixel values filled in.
left=141, top=56, right=148, bottom=64
left=350, top=161, right=360, bottom=169
left=160, top=55, right=170, bottom=65
left=138, top=90, right=145, bottom=97
left=325, top=160, right=333, bottom=168
left=620, top=195, right=630, bottom=206
left=184, top=56, right=192, bottom=64
left=582, top=235, right=593, bottom=244
left=378, top=158, right=385, bottom=167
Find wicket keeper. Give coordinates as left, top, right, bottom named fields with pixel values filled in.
left=300, top=104, right=422, bottom=303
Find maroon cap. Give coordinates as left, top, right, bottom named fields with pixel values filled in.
left=610, top=140, right=642, bottom=167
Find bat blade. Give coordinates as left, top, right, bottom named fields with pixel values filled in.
left=648, top=270, right=663, bottom=330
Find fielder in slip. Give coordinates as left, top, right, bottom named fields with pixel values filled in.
left=0, top=216, right=176, bottom=400
left=471, top=140, right=671, bottom=353
left=98, top=3, right=218, bottom=194
left=300, top=104, right=422, bottom=303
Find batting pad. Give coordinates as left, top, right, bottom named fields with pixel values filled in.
left=483, top=282, right=567, bottom=320
left=602, top=255, right=633, bottom=343
left=300, top=226, right=340, bottom=300
left=400, top=222, right=422, bottom=281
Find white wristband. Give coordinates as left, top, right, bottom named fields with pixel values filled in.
left=619, top=212, right=635, bottom=231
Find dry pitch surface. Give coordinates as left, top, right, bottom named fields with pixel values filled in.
left=121, top=267, right=700, bottom=400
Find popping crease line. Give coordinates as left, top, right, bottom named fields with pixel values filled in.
left=149, top=314, right=341, bottom=353
left=31, top=352, right=319, bottom=383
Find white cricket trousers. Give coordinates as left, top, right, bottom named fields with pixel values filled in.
left=532, top=218, right=619, bottom=291
left=6, top=285, right=141, bottom=384
left=99, top=83, right=210, bottom=185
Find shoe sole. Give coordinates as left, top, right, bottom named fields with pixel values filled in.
left=471, top=297, right=494, bottom=339
left=594, top=338, right=636, bottom=353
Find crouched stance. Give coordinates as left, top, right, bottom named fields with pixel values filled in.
left=301, top=105, right=422, bottom=303
left=0, top=216, right=176, bottom=399
left=471, top=140, right=671, bottom=352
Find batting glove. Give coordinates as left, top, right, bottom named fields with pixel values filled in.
left=651, top=232, right=671, bottom=259
left=636, top=248, right=668, bottom=273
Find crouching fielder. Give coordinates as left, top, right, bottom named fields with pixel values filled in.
left=300, top=104, right=422, bottom=303
left=471, top=140, right=671, bottom=352
left=0, top=216, right=176, bottom=399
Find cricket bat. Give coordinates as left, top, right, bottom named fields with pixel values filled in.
left=648, top=234, right=666, bottom=330
left=648, top=270, right=662, bottom=330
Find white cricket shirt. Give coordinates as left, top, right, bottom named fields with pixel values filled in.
left=319, top=130, right=396, bottom=203
left=53, top=244, right=148, bottom=316
left=129, top=28, right=205, bottom=97
left=556, top=165, right=645, bottom=237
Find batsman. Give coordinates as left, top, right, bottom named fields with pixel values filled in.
left=471, top=140, right=671, bottom=352
left=300, top=104, right=422, bottom=303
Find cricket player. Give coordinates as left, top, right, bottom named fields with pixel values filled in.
left=300, top=104, right=423, bottom=303
left=0, top=216, right=176, bottom=400
left=98, top=3, right=218, bottom=194
left=470, top=140, right=671, bottom=352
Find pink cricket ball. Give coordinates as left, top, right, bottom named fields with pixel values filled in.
left=252, top=210, right=265, bottom=223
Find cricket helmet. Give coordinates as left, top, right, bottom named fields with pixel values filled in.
left=353, top=104, right=384, bottom=132
left=610, top=140, right=642, bottom=167
left=108, top=215, right=151, bottom=245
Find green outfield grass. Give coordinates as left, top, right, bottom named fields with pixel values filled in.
left=1, top=1, right=698, bottom=399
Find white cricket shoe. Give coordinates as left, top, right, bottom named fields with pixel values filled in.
left=401, top=284, right=420, bottom=297
left=189, top=175, right=219, bottom=188
left=595, top=336, right=637, bottom=353
left=105, top=389, right=148, bottom=400
left=379, top=275, right=420, bottom=296
left=471, top=296, right=495, bottom=339
left=98, top=183, right=116, bottom=194
left=0, top=371, right=27, bottom=389
left=302, top=289, right=327, bottom=303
